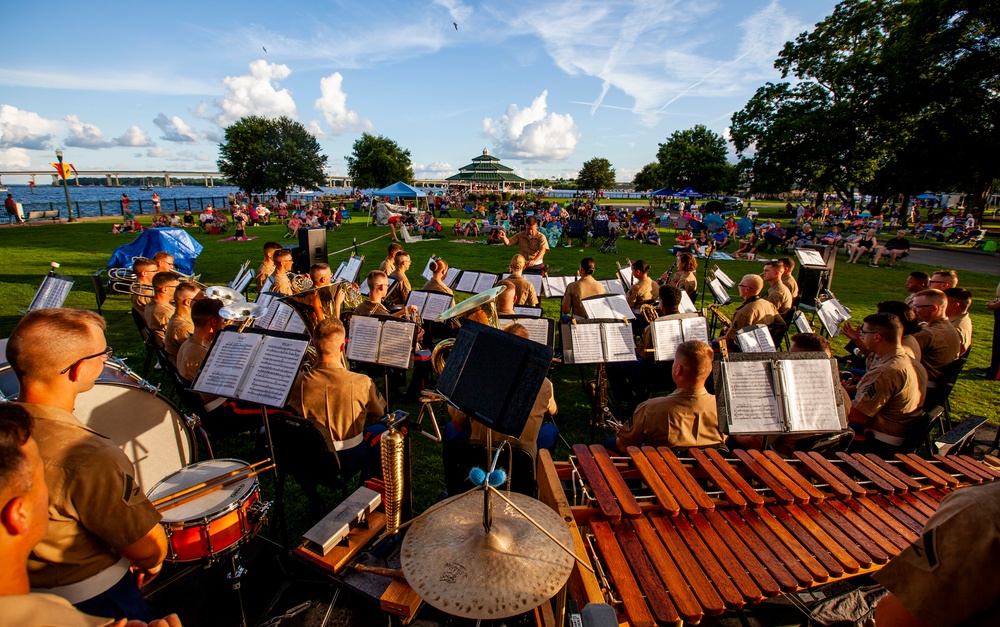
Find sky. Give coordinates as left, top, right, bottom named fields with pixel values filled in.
left=0, top=0, right=840, bottom=184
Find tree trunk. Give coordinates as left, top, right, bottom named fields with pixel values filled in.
left=971, top=173, right=993, bottom=224
left=899, top=193, right=911, bottom=229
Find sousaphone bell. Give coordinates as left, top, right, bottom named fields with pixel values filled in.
left=205, top=285, right=246, bottom=306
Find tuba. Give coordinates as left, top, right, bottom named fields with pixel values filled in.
left=430, top=285, right=506, bottom=375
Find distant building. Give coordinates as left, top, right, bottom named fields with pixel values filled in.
left=446, top=148, right=527, bottom=192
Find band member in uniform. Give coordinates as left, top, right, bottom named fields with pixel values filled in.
left=762, top=261, right=793, bottom=315
left=499, top=216, right=549, bottom=266
left=144, top=272, right=180, bottom=347
left=495, top=280, right=517, bottom=315
left=164, top=282, right=199, bottom=366
left=722, top=274, right=782, bottom=346
left=285, top=318, right=387, bottom=485
left=6, top=310, right=167, bottom=621
left=387, top=252, right=412, bottom=307
left=626, top=259, right=658, bottom=314
left=928, top=269, right=959, bottom=290
left=271, top=249, right=295, bottom=296
left=610, top=340, right=723, bottom=453
left=176, top=299, right=225, bottom=383
left=662, top=252, right=697, bottom=301
left=256, top=242, right=282, bottom=291
left=944, top=287, right=973, bottom=355
left=0, top=404, right=182, bottom=627
left=152, top=252, right=175, bottom=274
left=777, top=256, right=799, bottom=300
left=309, top=263, right=333, bottom=288
left=131, top=258, right=157, bottom=314
left=848, top=313, right=927, bottom=454
left=354, top=271, right=419, bottom=320
left=562, top=257, right=605, bottom=319
left=505, top=254, right=539, bottom=306
left=911, top=289, right=962, bottom=386
left=379, top=242, right=403, bottom=275
left=422, top=258, right=453, bottom=295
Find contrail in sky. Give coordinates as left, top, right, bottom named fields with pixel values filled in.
left=655, top=42, right=762, bottom=113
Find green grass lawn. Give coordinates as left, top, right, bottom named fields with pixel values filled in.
left=0, top=215, right=997, bottom=541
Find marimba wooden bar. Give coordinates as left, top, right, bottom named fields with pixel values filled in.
left=536, top=447, right=999, bottom=626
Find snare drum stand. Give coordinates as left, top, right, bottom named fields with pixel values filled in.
left=227, top=550, right=249, bottom=627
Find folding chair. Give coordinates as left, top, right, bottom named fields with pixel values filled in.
left=340, top=209, right=352, bottom=223
left=599, top=231, right=619, bottom=254
left=91, top=269, right=107, bottom=315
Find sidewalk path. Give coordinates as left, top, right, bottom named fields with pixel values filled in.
left=907, top=245, right=1000, bottom=276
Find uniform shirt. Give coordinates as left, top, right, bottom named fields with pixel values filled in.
left=176, top=334, right=211, bottom=381
left=0, top=593, right=113, bottom=627
left=949, top=312, right=973, bottom=355
left=19, top=403, right=161, bottom=588
left=912, top=318, right=962, bottom=383
left=617, top=388, right=723, bottom=450
left=669, top=271, right=697, bottom=300
left=388, top=270, right=410, bottom=306
left=766, top=281, right=793, bottom=315
left=626, top=276, right=658, bottom=311
left=781, top=274, right=799, bottom=299
left=164, top=312, right=194, bottom=364
left=130, top=290, right=150, bottom=315
left=852, top=348, right=927, bottom=438
left=143, top=300, right=175, bottom=345
left=875, top=481, right=1000, bottom=626
left=378, top=258, right=396, bottom=276
left=508, top=230, right=549, bottom=264
left=272, top=271, right=293, bottom=296
left=256, top=259, right=275, bottom=289
left=448, top=378, right=556, bottom=461
left=506, top=274, right=539, bottom=306
left=562, top=275, right=606, bottom=318
left=286, top=362, right=385, bottom=444
left=422, top=277, right=453, bottom=295
left=726, top=296, right=780, bottom=343
left=353, top=300, right=391, bottom=317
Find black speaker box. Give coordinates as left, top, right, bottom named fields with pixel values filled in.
left=296, top=228, right=328, bottom=272
left=796, top=244, right=836, bottom=307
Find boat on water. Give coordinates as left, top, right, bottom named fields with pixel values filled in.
left=139, top=178, right=154, bottom=191
left=0, top=186, right=9, bottom=193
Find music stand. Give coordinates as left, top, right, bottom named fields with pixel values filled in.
left=26, top=267, right=74, bottom=312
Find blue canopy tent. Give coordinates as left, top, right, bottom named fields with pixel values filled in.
left=678, top=187, right=705, bottom=199
left=372, top=181, right=427, bottom=198
left=106, top=228, right=203, bottom=275
left=915, top=193, right=939, bottom=200
left=651, top=188, right=677, bottom=197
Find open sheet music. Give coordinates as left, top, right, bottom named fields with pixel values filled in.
left=333, top=255, right=364, bottom=283
left=512, top=305, right=542, bottom=318
left=707, top=278, right=731, bottom=305
left=581, top=294, right=635, bottom=320
left=715, top=353, right=846, bottom=435
left=651, top=314, right=709, bottom=361
left=561, top=320, right=636, bottom=364
left=346, top=315, right=417, bottom=369
left=191, top=328, right=309, bottom=407
left=406, top=289, right=454, bottom=322
left=616, top=263, right=633, bottom=291
left=736, top=324, right=777, bottom=353
left=28, top=274, right=74, bottom=311
left=542, top=275, right=574, bottom=298
left=253, top=292, right=308, bottom=334
left=679, top=289, right=699, bottom=314
left=501, top=272, right=543, bottom=295
left=498, top=315, right=554, bottom=347
left=419, top=256, right=438, bottom=282
left=713, top=267, right=735, bottom=290
left=598, top=279, right=626, bottom=296
left=258, top=275, right=274, bottom=295
left=454, top=271, right=498, bottom=293
left=795, top=248, right=828, bottom=267
left=228, top=262, right=253, bottom=294
left=817, top=298, right=851, bottom=337
left=792, top=310, right=813, bottom=333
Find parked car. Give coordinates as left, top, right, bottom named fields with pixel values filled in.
left=721, top=196, right=743, bottom=211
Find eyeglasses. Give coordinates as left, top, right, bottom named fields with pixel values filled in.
left=858, top=329, right=879, bottom=336
left=913, top=304, right=935, bottom=309
left=60, top=346, right=113, bottom=374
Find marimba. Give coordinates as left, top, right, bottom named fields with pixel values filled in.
left=536, top=446, right=1000, bottom=626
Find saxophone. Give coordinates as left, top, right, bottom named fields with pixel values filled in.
left=707, top=304, right=733, bottom=336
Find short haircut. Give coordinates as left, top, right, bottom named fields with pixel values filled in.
left=394, top=251, right=410, bottom=264
left=631, top=259, right=650, bottom=274
left=908, top=271, right=929, bottom=283
left=790, top=333, right=831, bottom=356
left=876, top=300, right=920, bottom=335
left=0, top=403, right=34, bottom=497
left=863, top=312, right=903, bottom=343
left=263, top=241, right=282, bottom=254
left=133, top=257, right=156, bottom=273
left=764, top=261, right=783, bottom=272
left=580, top=257, right=596, bottom=276
left=387, top=242, right=403, bottom=256
left=742, top=274, right=764, bottom=294
left=153, top=251, right=174, bottom=264
left=675, top=340, right=713, bottom=382
left=944, top=287, right=972, bottom=313
left=915, top=288, right=947, bottom=307
left=191, top=298, right=224, bottom=328
left=152, top=271, right=181, bottom=289
left=310, top=263, right=331, bottom=273
left=930, top=270, right=959, bottom=288
left=659, top=285, right=683, bottom=311
left=6, top=309, right=106, bottom=380
left=175, top=282, right=200, bottom=301
left=366, top=270, right=387, bottom=292
left=503, top=322, right=529, bottom=339
left=274, top=249, right=292, bottom=262
left=510, top=254, right=526, bottom=270
left=525, top=216, right=538, bottom=227
left=312, top=317, right=346, bottom=351
left=778, top=256, right=795, bottom=271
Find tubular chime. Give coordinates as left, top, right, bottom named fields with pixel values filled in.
left=550, top=445, right=999, bottom=626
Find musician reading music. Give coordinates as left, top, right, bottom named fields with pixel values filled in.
left=379, top=242, right=403, bottom=275
left=911, top=289, right=962, bottom=385
left=387, top=252, right=413, bottom=308
left=271, top=250, right=295, bottom=296
left=256, top=241, right=282, bottom=291
left=422, top=258, right=453, bottom=295
left=6, top=310, right=167, bottom=621
left=777, top=256, right=799, bottom=299
left=164, top=282, right=199, bottom=366
left=562, top=257, right=605, bottom=320
left=661, top=252, right=697, bottom=301
left=144, top=272, right=180, bottom=347
left=131, top=257, right=157, bottom=314
left=721, top=274, right=782, bottom=346
left=499, top=216, right=549, bottom=266
left=625, top=259, right=658, bottom=314
left=286, top=318, right=387, bottom=481
left=309, top=263, right=332, bottom=288
left=505, top=254, right=539, bottom=306
left=762, top=261, right=793, bottom=315
left=495, top=280, right=518, bottom=315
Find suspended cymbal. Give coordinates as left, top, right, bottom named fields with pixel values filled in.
left=400, top=490, right=574, bottom=619
left=436, top=285, right=506, bottom=322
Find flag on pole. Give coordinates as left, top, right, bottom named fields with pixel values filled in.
left=50, top=162, right=74, bottom=179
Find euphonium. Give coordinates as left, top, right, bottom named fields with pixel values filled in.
left=639, top=303, right=659, bottom=323
left=278, top=281, right=363, bottom=334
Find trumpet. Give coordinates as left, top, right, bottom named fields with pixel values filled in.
left=639, top=302, right=660, bottom=322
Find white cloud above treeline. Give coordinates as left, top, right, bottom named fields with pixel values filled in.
left=482, top=91, right=579, bottom=162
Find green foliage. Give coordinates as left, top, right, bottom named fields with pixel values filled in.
left=576, top=157, right=617, bottom=191
left=632, top=162, right=661, bottom=191
left=345, top=133, right=414, bottom=189
left=217, top=116, right=327, bottom=196
left=656, top=125, right=736, bottom=193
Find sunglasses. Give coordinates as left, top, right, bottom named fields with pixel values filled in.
left=60, top=346, right=113, bottom=374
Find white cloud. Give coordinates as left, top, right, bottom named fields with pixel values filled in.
left=413, top=161, right=455, bottom=179
left=170, top=149, right=212, bottom=162
left=434, top=0, right=473, bottom=24
left=0, top=105, right=61, bottom=150
left=113, top=125, right=154, bottom=147
left=0, top=147, right=31, bottom=168
left=482, top=91, right=579, bottom=162
left=314, top=72, right=372, bottom=136
left=153, top=114, right=200, bottom=144
left=207, top=60, right=298, bottom=127
left=305, top=120, right=327, bottom=139
left=146, top=146, right=172, bottom=158
left=0, top=68, right=219, bottom=95
left=64, top=114, right=110, bottom=149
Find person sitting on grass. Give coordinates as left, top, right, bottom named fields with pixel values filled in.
left=452, top=219, right=464, bottom=236
left=624, top=222, right=640, bottom=240
left=463, top=218, right=480, bottom=237
left=644, top=225, right=661, bottom=245
left=711, top=228, right=730, bottom=250
left=733, top=233, right=758, bottom=259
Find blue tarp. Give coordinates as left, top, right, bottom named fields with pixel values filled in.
left=372, top=181, right=426, bottom=197
left=915, top=193, right=939, bottom=200
left=105, top=229, right=203, bottom=275
left=651, top=188, right=677, bottom=197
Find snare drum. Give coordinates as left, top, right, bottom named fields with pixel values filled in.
left=0, top=359, right=193, bottom=492
left=147, top=459, right=267, bottom=562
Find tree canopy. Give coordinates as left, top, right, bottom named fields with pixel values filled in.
left=576, top=157, right=616, bottom=191
left=656, top=125, right=736, bottom=193
left=217, top=115, right=327, bottom=196
left=631, top=163, right=660, bottom=192
left=345, top=133, right=414, bottom=189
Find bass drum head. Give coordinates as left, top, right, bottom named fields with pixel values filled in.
left=147, top=459, right=255, bottom=523
left=74, top=383, right=193, bottom=493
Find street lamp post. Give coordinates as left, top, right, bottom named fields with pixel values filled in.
left=55, top=148, right=75, bottom=222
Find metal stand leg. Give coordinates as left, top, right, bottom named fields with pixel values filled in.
left=228, top=551, right=249, bottom=627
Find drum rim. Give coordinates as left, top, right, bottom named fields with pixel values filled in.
left=149, top=458, right=260, bottom=523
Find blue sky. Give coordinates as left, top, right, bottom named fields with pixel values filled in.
left=0, top=0, right=839, bottom=183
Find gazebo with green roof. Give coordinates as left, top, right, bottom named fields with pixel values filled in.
left=446, top=148, right=527, bottom=191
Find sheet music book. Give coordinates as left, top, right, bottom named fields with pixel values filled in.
left=715, top=353, right=846, bottom=435
left=736, top=324, right=777, bottom=353
left=406, top=289, right=454, bottom=322
left=651, top=315, right=709, bottom=361
left=419, top=255, right=438, bottom=282
left=599, top=279, right=626, bottom=296
left=359, top=276, right=397, bottom=296
left=252, top=293, right=308, bottom=334
left=581, top=294, right=635, bottom=320
left=679, top=289, right=699, bottom=314
left=542, top=275, right=574, bottom=298
left=501, top=272, right=543, bottom=295
left=454, top=271, right=498, bottom=293
left=795, top=248, right=828, bottom=268
left=707, top=278, right=731, bottom=305
left=497, top=315, right=554, bottom=347
left=713, top=268, right=735, bottom=290
left=444, top=266, right=462, bottom=288
left=333, top=255, right=364, bottom=283
left=561, top=320, right=637, bottom=364
left=228, top=262, right=253, bottom=293
left=28, top=274, right=74, bottom=311
left=512, top=305, right=542, bottom=318
left=190, top=327, right=309, bottom=408
left=346, top=315, right=417, bottom=369
left=792, top=311, right=813, bottom=334
left=817, top=298, right=851, bottom=337
left=616, top=262, right=634, bottom=291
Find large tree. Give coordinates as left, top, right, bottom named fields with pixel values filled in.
left=576, top=157, right=616, bottom=192
left=217, top=115, right=327, bottom=196
left=345, top=133, right=414, bottom=189
left=656, top=125, right=736, bottom=193
left=631, top=162, right=660, bottom=192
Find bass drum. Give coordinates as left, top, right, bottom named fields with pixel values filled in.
left=0, top=358, right=194, bottom=492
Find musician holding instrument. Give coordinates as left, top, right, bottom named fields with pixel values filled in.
left=911, top=289, right=962, bottom=386
left=661, top=252, right=697, bottom=301
left=144, top=272, right=180, bottom=347
left=271, top=250, right=295, bottom=296
left=255, top=242, right=282, bottom=291
left=152, top=252, right=175, bottom=274
left=164, top=282, right=199, bottom=366
left=722, top=274, right=782, bottom=346
left=562, top=257, right=605, bottom=320
left=309, top=263, right=332, bottom=288
left=625, top=259, right=658, bottom=314
left=354, top=271, right=419, bottom=321
left=422, top=258, right=453, bottom=295
left=762, top=261, right=793, bottom=315
left=495, top=280, right=518, bottom=315
left=131, top=258, right=157, bottom=314
left=499, top=216, right=549, bottom=267
left=5, top=310, right=167, bottom=621
left=505, top=254, right=539, bottom=306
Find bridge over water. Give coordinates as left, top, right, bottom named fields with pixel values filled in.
left=0, top=170, right=449, bottom=189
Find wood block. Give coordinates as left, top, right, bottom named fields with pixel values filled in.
left=380, top=579, right=423, bottom=624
